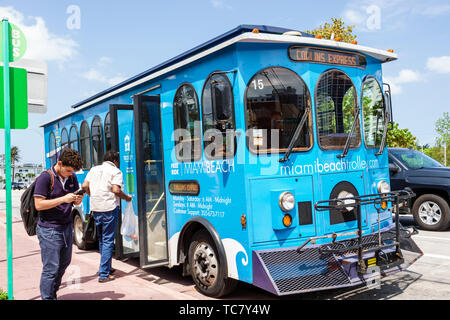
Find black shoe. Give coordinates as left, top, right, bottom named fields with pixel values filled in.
left=97, top=268, right=116, bottom=276
left=98, top=275, right=115, bottom=283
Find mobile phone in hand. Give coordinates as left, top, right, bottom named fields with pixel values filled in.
left=75, top=189, right=86, bottom=196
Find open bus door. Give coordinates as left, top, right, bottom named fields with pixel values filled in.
left=110, top=104, right=140, bottom=260
left=110, top=98, right=169, bottom=267
left=133, top=95, right=169, bottom=268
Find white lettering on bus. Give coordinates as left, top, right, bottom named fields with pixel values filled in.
left=280, top=157, right=381, bottom=176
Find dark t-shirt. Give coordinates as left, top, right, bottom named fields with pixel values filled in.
left=34, top=166, right=79, bottom=229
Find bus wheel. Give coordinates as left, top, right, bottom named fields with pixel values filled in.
left=412, top=194, right=450, bottom=231
left=188, top=230, right=237, bottom=297
left=73, top=214, right=89, bottom=250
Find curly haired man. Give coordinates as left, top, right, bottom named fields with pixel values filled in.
left=34, top=149, right=84, bottom=300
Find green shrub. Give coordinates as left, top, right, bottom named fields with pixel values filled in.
left=0, top=289, right=8, bottom=300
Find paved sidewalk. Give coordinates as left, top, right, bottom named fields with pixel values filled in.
left=0, top=212, right=210, bottom=300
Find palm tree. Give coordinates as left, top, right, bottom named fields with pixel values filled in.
left=10, top=146, right=20, bottom=183
left=26, top=172, right=35, bottom=183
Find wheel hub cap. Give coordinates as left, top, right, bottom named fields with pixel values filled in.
left=193, top=243, right=218, bottom=287
left=418, top=201, right=441, bottom=225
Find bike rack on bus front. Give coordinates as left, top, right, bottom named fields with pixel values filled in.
left=297, top=189, right=418, bottom=275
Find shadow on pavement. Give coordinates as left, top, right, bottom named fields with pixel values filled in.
left=279, top=270, right=423, bottom=300
left=0, top=249, right=41, bottom=263
left=397, top=215, right=416, bottom=227
left=58, top=291, right=126, bottom=300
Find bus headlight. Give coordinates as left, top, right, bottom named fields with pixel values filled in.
left=377, top=181, right=390, bottom=194
left=279, top=192, right=295, bottom=212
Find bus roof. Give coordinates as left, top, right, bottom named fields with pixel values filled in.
left=41, top=24, right=397, bottom=128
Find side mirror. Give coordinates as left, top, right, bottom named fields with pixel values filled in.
left=389, top=163, right=399, bottom=174
left=383, top=83, right=393, bottom=124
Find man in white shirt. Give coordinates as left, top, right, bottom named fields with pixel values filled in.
left=82, top=151, right=132, bottom=282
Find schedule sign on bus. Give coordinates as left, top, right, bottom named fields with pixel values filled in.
left=289, top=46, right=367, bottom=68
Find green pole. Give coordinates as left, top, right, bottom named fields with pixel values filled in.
left=2, top=18, right=13, bottom=300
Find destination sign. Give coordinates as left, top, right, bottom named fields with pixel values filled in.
left=169, top=181, right=200, bottom=196
left=289, top=46, right=367, bottom=68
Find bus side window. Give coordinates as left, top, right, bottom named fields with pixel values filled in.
left=104, top=112, right=112, bottom=153
left=173, top=83, right=202, bottom=162
left=362, top=77, right=385, bottom=148
left=91, top=115, right=104, bottom=166
left=69, top=124, right=79, bottom=152
left=201, top=73, right=236, bottom=159
left=61, top=128, right=69, bottom=151
left=80, top=120, right=92, bottom=170
left=49, top=131, right=57, bottom=166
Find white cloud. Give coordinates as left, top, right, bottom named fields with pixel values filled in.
left=384, top=69, right=421, bottom=94
left=426, top=56, right=450, bottom=74
left=210, top=0, right=232, bottom=10
left=383, top=77, right=402, bottom=94
left=0, top=6, right=78, bottom=63
left=97, top=56, right=113, bottom=67
left=81, top=68, right=126, bottom=86
left=343, top=9, right=366, bottom=26
left=81, top=56, right=127, bottom=86
left=82, top=68, right=107, bottom=83
left=340, top=0, right=418, bottom=32
left=395, top=69, right=420, bottom=83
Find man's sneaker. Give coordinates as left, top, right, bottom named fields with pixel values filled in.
left=98, top=275, right=115, bottom=283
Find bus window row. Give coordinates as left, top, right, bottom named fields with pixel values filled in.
left=48, top=113, right=112, bottom=170
left=174, top=68, right=386, bottom=162
left=48, top=69, right=385, bottom=166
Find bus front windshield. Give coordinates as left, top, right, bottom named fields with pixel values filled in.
left=316, top=70, right=361, bottom=150
left=246, top=67, right=312, bottom=154
left=391, top=148, right=444, bottom=169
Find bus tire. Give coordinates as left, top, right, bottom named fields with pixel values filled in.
left=412, top=194, right=450, bottom=231
left=188, top=230, right=237, bottom=297
left=73, top=213, right=90, bottom=250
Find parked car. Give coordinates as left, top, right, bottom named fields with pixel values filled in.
left=388, top=148, right=450, bottom=231
left=11, top=182, right=27, bottom=190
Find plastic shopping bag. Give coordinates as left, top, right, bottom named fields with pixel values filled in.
left=121, top=201, right=138, bottom=241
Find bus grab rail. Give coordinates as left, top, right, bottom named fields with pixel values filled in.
left=296, top=189, right=416, bottom=274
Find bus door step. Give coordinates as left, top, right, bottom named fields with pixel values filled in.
left=252, top=246, right=353, bottom=296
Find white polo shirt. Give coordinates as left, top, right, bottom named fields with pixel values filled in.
left=85, top=161, right=124, bottom=212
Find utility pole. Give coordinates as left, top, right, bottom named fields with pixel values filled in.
left=1, top=17, right=28, bottom=300
left=2, top=17, right=13, bottom=300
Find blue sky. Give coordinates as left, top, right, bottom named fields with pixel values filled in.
left=1, top=0, right=450, bottom=164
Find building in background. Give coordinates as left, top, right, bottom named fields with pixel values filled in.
left=0, top=154, right=43, bottom=188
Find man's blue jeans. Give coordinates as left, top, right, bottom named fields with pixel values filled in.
left=92, top=207, right=119, bottom=279
left=36, top=223, right=73, bottom=300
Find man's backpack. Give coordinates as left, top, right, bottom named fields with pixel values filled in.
left=20, top=170, right=55, bottom=236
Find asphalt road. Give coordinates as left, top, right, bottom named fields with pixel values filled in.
left=1, top=190, right=449, bottom=300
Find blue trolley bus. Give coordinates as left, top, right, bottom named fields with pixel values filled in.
left=41, top=25, right=422, bottom=297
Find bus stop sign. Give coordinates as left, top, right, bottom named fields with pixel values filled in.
left=0, top=22, right=27, bottom=62
left=0, top=66, right=28, bottom=129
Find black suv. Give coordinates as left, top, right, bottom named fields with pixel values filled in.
left=388, top=148, right=450, bottom=231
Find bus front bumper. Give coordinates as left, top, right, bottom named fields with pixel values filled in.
left=252, top=225, right=422, bottom=296
left=252, top=190, right=423, bottom=296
